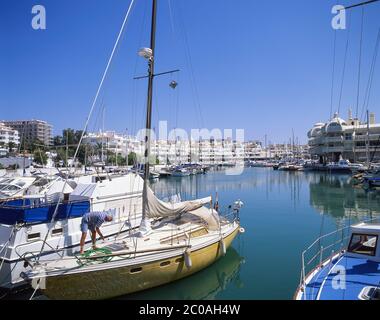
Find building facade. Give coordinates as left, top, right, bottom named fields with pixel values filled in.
left=84, top=130, right=308, bottom=165
left=308, top=111, right=380, bottom=163
left=2, top=120, right=53, bottom=147
left=0, top=122, right=20, bottom=148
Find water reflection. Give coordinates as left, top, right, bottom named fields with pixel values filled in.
left=151, top=168, right=308, bottom=203
left=122, top=247, right=245, bottom=300
left=9, top=168, right=380, bottom=300
left=308, top=173, right=380, bottom=219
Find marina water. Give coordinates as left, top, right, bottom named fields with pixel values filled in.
left=8, top=167, right=380, bottom=300
left=124, top=167, right=380, bottom=300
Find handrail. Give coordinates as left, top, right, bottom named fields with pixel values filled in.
left=0, top=198, right=88, bottom=210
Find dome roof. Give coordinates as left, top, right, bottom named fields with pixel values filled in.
left=308, top=126, right=322, bottom=138
left=308, top=122, right=325, bottom=138
left=326, top=114, right=347, bottom=133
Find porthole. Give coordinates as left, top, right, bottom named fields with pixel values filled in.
left=160, top=261, right=171, bottom=267
left=175, top=258, right=183, bottom=264
left=130, top=267, right=143, bottom=274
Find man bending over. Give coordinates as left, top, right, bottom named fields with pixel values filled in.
left=80, top=211, right=113, bottom=254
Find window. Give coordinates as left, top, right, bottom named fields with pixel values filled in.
left=348, top=233, right=378, bottom=256
left=130, top=267, right=143, bottom=274
left=27, top=232, right=41, bottom=241
left=345, top=133, right=352, bottom=141
left=52, top=228, right=63, bottom=236
left=359, top=287, right=380, bottom=300
left=160, top=261, right=171, bottom=268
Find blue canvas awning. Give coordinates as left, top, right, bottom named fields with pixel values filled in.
left=0, top=200, right=90, bottom=225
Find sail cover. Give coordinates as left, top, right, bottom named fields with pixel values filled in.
left=145, top=187, right=212, bottom=219
left=189, top=207, right=221, bottom=231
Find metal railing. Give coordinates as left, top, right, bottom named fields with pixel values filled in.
left=299, top=216, right=380, bottom=300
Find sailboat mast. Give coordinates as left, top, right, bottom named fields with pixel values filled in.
left=366, top=110, right=370, bottom=168
left=142, top=0, right=157, bottom=220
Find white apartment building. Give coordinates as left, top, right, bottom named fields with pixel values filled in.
left=2, top=119, right=52, bottom=146
left=83, top=130, right=308, bottom=165
left=83, top=131, right=129, bottom=156
left=0, top=122, right=20, bottom=148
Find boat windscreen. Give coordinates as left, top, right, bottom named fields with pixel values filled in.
left=348, top=233, right=378, bottom=256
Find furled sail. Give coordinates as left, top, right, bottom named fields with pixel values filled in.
left=189, top=207, right=221, bottom=231
left=145, top=187, right=211, bottom=219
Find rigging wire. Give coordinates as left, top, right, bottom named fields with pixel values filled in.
left=337, top=12, right=352, bottom=115
left=330, top=28, right=338, bottom=119
left=34, top=0, right=136, bottom=262
left=70, top=0, right=136, bottom=171
left=131, top=0, right=149, bottom=142
left=359, top=27, right=380, bottom=122
left=355, top=7, right=365, bottom=119
left=174, top=1, right=205, bottom=129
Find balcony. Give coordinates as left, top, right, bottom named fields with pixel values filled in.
left=325, top=136, right=343, bottom=143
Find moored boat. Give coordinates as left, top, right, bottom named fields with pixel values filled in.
left=24, top=188, right=242, bottom=300
left=0, top=173, right=144, bottom=293
left=295, top=221, right=380, bottom=300
left=22, top=0, right=245, bottom=300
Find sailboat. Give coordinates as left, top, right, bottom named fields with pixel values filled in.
left=23, top=0, right=243, bottom=300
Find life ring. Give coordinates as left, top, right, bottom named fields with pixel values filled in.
left=239, top=227, right=245, bottom=234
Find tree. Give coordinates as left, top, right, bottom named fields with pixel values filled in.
left=108, top=153, right=127, bottom=166
left=7, top=142, right=16, bottom=153
left=21, top=138, right=44, bottom=153
left=33, top=149, right=48, bottom=165
left=77, top=144, right=89, bottom=166
left=128, top=152, right=137, bottom=166
left=53, top=135, right=63, bottom=146
left=52, top=129, right=88, bottom=166
left=53, top=149, right=66, bottom=167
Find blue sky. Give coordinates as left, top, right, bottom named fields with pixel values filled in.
left=1, top=0, right=379, bottom=144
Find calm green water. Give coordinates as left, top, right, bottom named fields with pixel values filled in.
left=123, top=167, right=380, bottom=300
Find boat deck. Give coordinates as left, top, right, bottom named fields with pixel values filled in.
left=33, top=214, right=236, bottom=273
left=303, top=255, right=380, bottom=300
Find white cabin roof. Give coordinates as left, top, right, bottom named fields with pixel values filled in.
left=69, top=173, right=144, bottom=201
left=351, top=223, right=380, bottom=235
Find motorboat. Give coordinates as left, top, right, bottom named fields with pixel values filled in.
left=0, top=173, right=144, bottom=293
left=295, top=221, right=380, bottom=300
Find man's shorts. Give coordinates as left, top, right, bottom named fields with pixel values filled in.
left=80, top=217, right=95, bottom=233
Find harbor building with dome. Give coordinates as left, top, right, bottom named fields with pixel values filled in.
left=308, top=110, right=380, bottom=163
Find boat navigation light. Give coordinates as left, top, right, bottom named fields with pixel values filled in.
left=138, top=47, right=153, bottom=59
